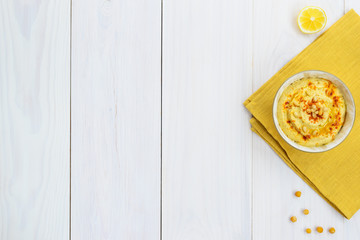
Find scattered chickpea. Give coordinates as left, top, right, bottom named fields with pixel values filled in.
left=316, top=227, right=323, bottom=233
left=290, top=216, right=297, bottom=222
left=295, top=191, right=301, bottom=197
left=303, top=209, right=309, bottom=215
left=329, top=227, right=336, bottom=234
left=306, top=228, right=311, bottom=234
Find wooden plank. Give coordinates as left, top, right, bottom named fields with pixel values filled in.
left=71, top=0, right=161, bottom=239
left=0, top=0, right=70, bottom=239
left=252, top=1, right=345, bottom=239
left=162, top=0, right=252, bottom=239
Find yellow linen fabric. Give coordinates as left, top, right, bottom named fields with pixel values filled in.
left=244, top=9, right=360, bottom=219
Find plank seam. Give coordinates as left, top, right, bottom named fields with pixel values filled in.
left=251, top=0, right=254, bottom=239
left=160, top=0, right=163, bottom=239
left=69, top=0, right=72, bottom=239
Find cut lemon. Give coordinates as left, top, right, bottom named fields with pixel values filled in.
left=297, top=6, right=327, bottom=34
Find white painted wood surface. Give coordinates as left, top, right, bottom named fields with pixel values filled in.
left=0, top=0, right=70, bottom=239
left=2, top=0, right=360, bottom=239
left=162, top=0, right=252, bottom=239
left=71, top=0, right=161, bottom=239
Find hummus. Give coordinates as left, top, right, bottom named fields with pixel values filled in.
left=277, top=78, right=346, bottom=147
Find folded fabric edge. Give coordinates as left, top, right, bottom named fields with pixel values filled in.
left=243, top=98, right=251, bottom=107
left=250, top=117, right=354, bottom=219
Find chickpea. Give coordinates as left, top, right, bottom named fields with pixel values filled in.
left=303, top=209, right=309, bottom=215
left=306, top=228, right=311, bottom=234
left=329, top=227, right=336, bottom=234
left=295, top=191, right=301, bottom=197
left=290, top=216, right=297, bottom=222
left=316, top=227, right=323, bottom=233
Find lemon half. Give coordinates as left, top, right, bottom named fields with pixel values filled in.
left=298, top=6, right=327, bottom=34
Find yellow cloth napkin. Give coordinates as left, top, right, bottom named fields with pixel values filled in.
left=244, top=9, right=360, bottom=219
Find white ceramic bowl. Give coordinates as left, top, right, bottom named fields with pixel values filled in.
left=273, top=70, right=356, bottom=153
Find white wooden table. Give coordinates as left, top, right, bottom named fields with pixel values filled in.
left=1, top=0, right=360, bottom=239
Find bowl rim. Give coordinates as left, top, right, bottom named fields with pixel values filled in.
left=272, top=70, right=356, bottom=153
